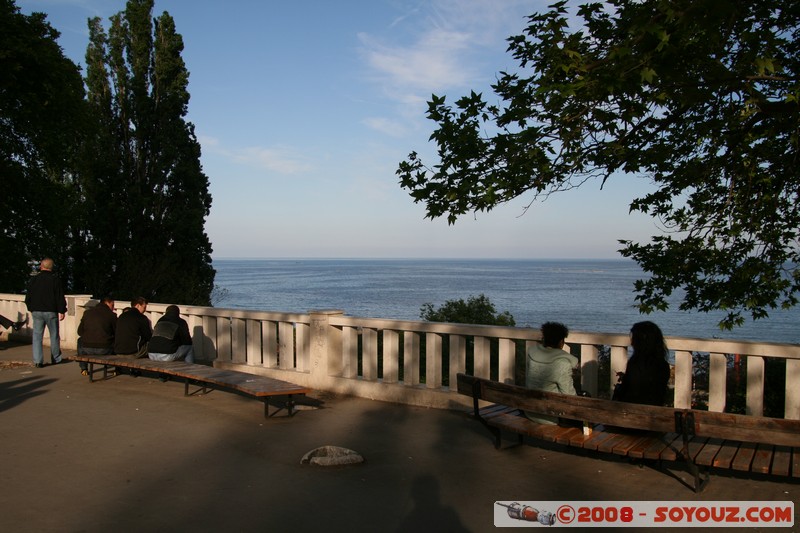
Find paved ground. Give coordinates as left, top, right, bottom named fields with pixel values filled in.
left=0, top=339, right=796, bottom=532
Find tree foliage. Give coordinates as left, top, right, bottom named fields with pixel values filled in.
left=0, top=0, right=85, bottom=291
left=398, top=0, right=800, bottom=329
left=420, top=294, right=515, bottom=326
left=81, top=0, right=214, bottom=305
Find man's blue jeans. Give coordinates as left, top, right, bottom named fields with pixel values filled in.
left=78, top=343, right=113, bottom=371
left=148, top=345, right=195, bottom=364
left=32, top=311, right=61, bottom=365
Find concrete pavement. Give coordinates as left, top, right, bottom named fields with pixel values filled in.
left=0, top=339, right=796, bottom=532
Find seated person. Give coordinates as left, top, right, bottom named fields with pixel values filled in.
left=613, top=321, right=671, bottom=406
left=76, top=296, right=117, bottom=376
left=524, top=321, right=579, bottom=424
left=148, top=305, right=195, bottom=363
left=114, top=297, right=152, bottom=357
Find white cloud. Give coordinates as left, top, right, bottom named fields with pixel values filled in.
left=200, top=135, right=313, bottom=175
left=357, top=0, right=543, bottom=134
left=362, top=116, right=408, bottom=137
left=358, top=29, right=474, bottom=91
left=228, top=146, right=313, bottom=175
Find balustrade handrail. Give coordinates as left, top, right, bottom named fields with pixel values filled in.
left=1, top=293, right=797, bottom=419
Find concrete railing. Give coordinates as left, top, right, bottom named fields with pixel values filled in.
left=2, top=293, right=798, bottom=417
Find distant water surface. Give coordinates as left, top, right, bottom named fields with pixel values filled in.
left=212, top=259, right=799, bottom=344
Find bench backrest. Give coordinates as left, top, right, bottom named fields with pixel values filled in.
left=456, top=373, right=800, bottom=447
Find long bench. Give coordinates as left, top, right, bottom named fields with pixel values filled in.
left=65, top=354, right=311, bottom=418
left=457, top=373, right=800, bottom=492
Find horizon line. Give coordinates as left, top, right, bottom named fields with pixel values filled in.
left=210, top=256, right=632, bottom=261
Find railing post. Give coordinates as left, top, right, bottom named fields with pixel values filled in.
left=65, top=295, right=93, bottom=350
left=426, top=332, right=442, bottom=388
left=449, top=335, right=466, bottom=391
left=610, top=346, right=628, bottom=397
left=498, top=338, right=515, bottom=385
left=674, top=350, right=693, bottom=409
left=747, top=355, right=765, bottom=416
left=580, top=344, right=599, bottom=398
left=708, top=353, right=727, bottom=412
left=383, top=330, right=399, bottom=383
left=308, top=309, right=344, bottom=387
left=786, top=359, right=800, bottom=419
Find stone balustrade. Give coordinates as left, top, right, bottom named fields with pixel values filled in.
left=2, top=293, right=798, bottom=418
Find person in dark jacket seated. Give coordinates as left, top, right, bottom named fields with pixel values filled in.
left=148, top=305, right=194, bottom=363
left=76, top=296, right=117, bottom=376
left=612, top=321, right=671, bottom=406
left=114, top=297, right=152, bottom=358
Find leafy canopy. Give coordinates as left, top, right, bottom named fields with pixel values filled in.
left=420, top=294, right=516, bottom=326
left=0, top=0, right=86, bottom=291
left=398, top=0, right=800, bottom=330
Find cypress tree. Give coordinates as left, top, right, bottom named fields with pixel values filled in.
left=81, top=0, right=214, bottom=305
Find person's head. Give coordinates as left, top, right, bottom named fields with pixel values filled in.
left=131, top=296, right=148, bottom=313
left=100, top=295, right=115, bottom=311
left=165, top=305, right=180, bottom=316
left=541, top=321, right=569, bottom=349
left=630, top=321, right=668, bottom=360
left=40, top=258, right=54, bottom=271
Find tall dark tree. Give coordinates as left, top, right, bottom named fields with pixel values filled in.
left=398, top=0, right=800, bottom=330
left=0, top=0, right=85, bottom=291
left=82, top=0, right=214, bottom=305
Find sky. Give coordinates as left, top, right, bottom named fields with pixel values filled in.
left=17, top=0, right=661, bottom=260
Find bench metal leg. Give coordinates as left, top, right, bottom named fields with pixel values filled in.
left=184, top=378, right=209, bottom=396
left=264, top=395, right=298, bottom=418
left=675, top=411, right=710, bottom=492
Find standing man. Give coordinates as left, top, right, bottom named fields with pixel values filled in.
left=25, top=257, right=67, bottom=368
left=77, top=296, right=117, bottom=376
left=114, top=297, right=152, bottom=358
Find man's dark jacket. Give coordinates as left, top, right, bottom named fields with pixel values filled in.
left=78, top=303, right=117, bottom=350
left=25, top=270, right=67, bottom=313
left=148, top=310, right=192, bottom=355
left=114, top=307, right=152, bottom=355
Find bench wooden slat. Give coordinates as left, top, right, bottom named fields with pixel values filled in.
left=731, top=441, right=757, bottom=472
left=554, top=426, right=583, bottom=445
left=770, top=446, right=791, bottom=476
left=711, top=441, right=740, bottom=469
left=626, top=433, right=663, bottom=459
left=687, top=436, right=710, bottom=461
left=612, top=433, right=660, bottom=457
left=694, top=437, right=724, bottom=467
left=657, top=434, right=685, bottom=462
left=568, top=428, right=598, bottom=447
left=691, top=410, right=800, bottom=448
left=642, top=433, right=679, bottom=461
left=750, top=443, right=774, bottom=475
left=792, top=448, right=800, bottom=478
left=597, top=432, right=632, bottom=454
left=581, top=429, right=618, bottom=452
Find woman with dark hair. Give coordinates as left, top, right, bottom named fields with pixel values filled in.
left=612, top=321, right=671, bottom=406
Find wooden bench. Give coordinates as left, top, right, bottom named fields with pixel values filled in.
left=457, top=373, right=800, bottom=492
left=65, top=354, right=311, bottom=418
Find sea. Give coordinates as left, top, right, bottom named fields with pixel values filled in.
left=212, top=258, right=799, bottom=345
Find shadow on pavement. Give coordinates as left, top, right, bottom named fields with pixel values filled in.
left=0, top=375, right=57, bottom=413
